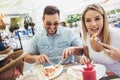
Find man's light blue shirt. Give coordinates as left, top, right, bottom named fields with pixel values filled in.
left=25, top=26, right=83, bottom=64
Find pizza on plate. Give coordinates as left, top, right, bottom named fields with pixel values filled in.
left=44, top=65, right=63, bottom=79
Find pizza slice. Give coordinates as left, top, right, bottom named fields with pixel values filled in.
left=44, top=65, right=61, bottom=78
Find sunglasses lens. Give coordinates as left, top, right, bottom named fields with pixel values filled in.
left=46, top=22, right=52, bottom=26
left=46, top=22, right=59, bottom=26
left=54, top=23, right=59, bottom=26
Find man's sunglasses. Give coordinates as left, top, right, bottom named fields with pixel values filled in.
left=46, top=22, right=59, bottom=27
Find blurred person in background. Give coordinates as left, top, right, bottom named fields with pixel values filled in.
left=24, top=16, right=35, bottom=36
left=60, top=21, right=67, bottom=27
left=24, top=5, right=83, bottom=66
left=0, top=34, right=7, bottom=51
left=0, top=14, right=8, bottom=51
left=0, top=14, right=6, bottom=30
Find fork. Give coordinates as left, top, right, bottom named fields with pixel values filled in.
left=94, top=37, right=101, bottom=43
left=48, top=61, right=56, bottom=67
left=58, top=60, right=63, bottom=65
left=94, top=37, right=110, bottom=50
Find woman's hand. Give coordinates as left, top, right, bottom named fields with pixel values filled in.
left=100, top=43, right=120, bottom=61
left=90, top=33, right=104, bottom=52
left=79, top=55, right=91, bottom=65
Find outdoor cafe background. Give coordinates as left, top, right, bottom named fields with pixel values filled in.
left=0, top=0, right=120, bottom=71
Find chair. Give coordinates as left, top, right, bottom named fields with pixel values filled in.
left=0, top=46, right=13, bottom=54
left=0, top=50, right=25, bottom=80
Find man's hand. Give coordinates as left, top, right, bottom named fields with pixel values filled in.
left=35, top=54, right=50, bottom=64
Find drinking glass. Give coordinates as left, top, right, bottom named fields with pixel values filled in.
left=30, top=64, right=47, bottom=80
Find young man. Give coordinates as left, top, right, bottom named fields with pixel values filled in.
left=24, top=5, right=83, bottom=65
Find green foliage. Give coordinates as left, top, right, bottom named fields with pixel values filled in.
left=116, top=9, right=120, bottom=12
left=10, top=17, right=20, bottom=27
left=66, top=15, right=73, bottom=23
left=66, top=14, right=81, bottom=23
left=107, top=9, right=117, bottom=15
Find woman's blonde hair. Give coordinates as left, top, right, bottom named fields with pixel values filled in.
left=81, top=4, right=110, bottom=44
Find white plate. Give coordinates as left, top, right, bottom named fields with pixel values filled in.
left=0, top=54, right=8, bottom=60
left=67, top=64, right=106, bottom=80
left=44, top=65, right=63, bottom=80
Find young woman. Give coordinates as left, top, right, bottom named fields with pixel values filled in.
left=62, top=3, right=120, bottom=77
left=80, top=4, right=120, bottom=77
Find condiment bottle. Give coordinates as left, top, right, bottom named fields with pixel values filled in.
left=82, top=62, right=96, bottom=80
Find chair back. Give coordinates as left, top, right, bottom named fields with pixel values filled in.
left=0, top=50, right=25, bottom=80
left=0, top=46, right=13, bottom=54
